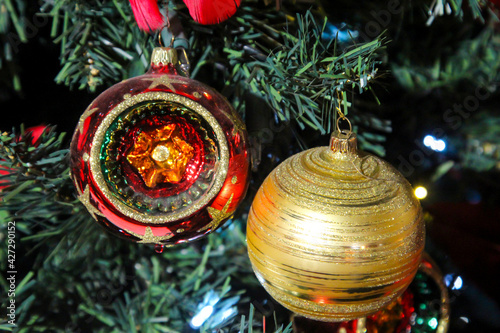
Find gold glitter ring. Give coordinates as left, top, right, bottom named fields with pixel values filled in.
left=90, top=91, right=229, bottom=224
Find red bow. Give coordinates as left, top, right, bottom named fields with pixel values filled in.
left=183, top=0, right=242, bottom=25
left=129, top=0, right=165, bottom=32
left=129, top=0, right=241, bottom=31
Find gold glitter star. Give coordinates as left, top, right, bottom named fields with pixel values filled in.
left=76, top=106, right=99, bottom=134
left=142, top=75, right=185, bottom=92
left=198, top=194, right=234, bottom=232
left=126, top=226, right=174, bottom=244
left=77, top=184, right=105, bottom=221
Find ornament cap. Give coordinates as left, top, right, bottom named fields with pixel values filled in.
left=150, top=47, right=179, bottom=69
left=330, top=130, right=358, bottom=154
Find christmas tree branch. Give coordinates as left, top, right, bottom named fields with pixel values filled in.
left=232, top=12, right=383, bottom=134
left=0, top=127, right=292, bottom=332
left=426, top=0, right=489, bottom=25
left=393, top=20, right=500, bottom=91
left=41, top=0, right=154, bottom=91
left=181, top=4, right=385, bottom=138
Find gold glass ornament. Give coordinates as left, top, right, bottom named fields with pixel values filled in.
left=247, top=130, right=425, bottom=322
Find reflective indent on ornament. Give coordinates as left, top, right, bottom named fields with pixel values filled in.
left=127, top=124, right=195, bottom=186
left=100, top=101, right=216, bottom=212
left=91, top=92, right=229, bottom=224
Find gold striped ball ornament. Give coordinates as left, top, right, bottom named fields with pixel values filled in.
left=246, top=130, right=425, bottom=322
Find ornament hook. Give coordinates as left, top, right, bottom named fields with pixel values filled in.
left=335, top=90, right=352, bottom=134
left=158, top=6, right=174, bottom=48
left=336, top=116, right=352, bottom=134
left=158, top=23, right=175, bottom=48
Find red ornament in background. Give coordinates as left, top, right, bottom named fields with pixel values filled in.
left=183, top=0, right=242, bottom=25
left=23, top=125, right=49, bottom=144
left=1, top=125, right=49, bottom=190
left=70, top=47, right=250, bottom=246
left=490, top=0, right=500, bottom=8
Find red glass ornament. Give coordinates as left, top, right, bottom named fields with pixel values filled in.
left=1, top=125, right=49, bottom=190
left=366, top=289, right=414, bottom=333
left=70, top=47, right=250, bottom=245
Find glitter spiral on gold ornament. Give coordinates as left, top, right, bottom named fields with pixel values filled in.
left=247, top=131, right=425, bottom=322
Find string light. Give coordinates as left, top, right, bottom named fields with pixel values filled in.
left=423, top=135, right=446, bottom=152
left=415, top=186, right=428, bottom=200
left=190, top=305, right=214, bottom=328
left=428, top=318, right=439, bottom=329
left=452, top=276, right=463, bottom=290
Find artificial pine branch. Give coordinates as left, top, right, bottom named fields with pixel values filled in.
left=0, top=127, right=293, bottom=332
left=41, top=0, right=155, bottom=91
left=0, top=0, right=28, bottom=91
left=393, top=19, right=500, bottom=91
left=225, top=11, right=383, bottom=135
left=426, top=0, right=490, bottom=24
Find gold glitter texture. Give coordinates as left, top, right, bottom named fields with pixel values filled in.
left=76, top=106, right=99, bottom=134
left=198, top=194, right=234, bottom=232
left=77, top=184, right=105, bottom=221
left=126, top=226, right=174, bottom=244
left=142, top=75, right=185, bottom=92
left=126, top=124, right=194, bottom=187
left=246, top=131, right=425, bottom=322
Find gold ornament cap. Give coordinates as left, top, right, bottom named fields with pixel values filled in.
left=151, top=47, right=179, bottom=67
left=330, top=130, right=358, bottom=154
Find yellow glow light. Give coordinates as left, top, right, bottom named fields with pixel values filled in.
left=415, top=186, right=428, bottom=200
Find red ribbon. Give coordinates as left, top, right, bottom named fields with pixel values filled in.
left=183, top=0, right=242, bottom=25
left=129, top=0, right=166, bottom=32
left=128, top=0, right=241, bottom=30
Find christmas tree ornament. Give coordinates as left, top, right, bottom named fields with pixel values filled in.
left=1, top=125, right=49, bottom=191
left=247, top=123, right=425, bottom=322
left=70, top=46, right=250, bottom=246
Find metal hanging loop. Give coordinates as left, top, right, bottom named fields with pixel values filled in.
left=336, top=116, right=352, bottom=134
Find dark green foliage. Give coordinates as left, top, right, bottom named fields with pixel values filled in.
left=392, top=18, right=500, bottom=91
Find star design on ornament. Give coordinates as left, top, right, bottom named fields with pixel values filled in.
left=126, top=227, right=174, bottom=244
left=198, top=194, right=234, bottom=232
left=142, top=75, right=185, bottom=92
left=77, top=184, right=105, bottom=221
left=76, top=106, right=99, bottom=135
left=126, top=124, right=195, bottom=187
